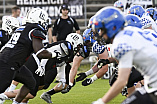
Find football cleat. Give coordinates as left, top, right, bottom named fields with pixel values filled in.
left=0, top=93, right=8, bottom=104
left=40, top=92, right=53, bottom=103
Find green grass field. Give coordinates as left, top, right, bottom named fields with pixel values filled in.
left=4, top=78, right=126, bottom=104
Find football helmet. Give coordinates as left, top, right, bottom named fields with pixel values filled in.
left=83, top=28, right=96, bottom=45
left=66, top=33, right=83, bottom=53
left=146, top=8, right=157, bottom=21
left=26, top=8, right=49, bottom=30
left=125, top=14, right=142, bottom=28
left=114, top=1, right=124, bottom=8
left=92, top=7, right=125, bottom=39
left=2, top=16, right=20, bottom=34
left=128, top=5, right=145, bottom=17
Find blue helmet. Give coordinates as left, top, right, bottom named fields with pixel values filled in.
left=83, top=28, right=96, bottom=45
left=128, top=5, right=145, bottom=17
left=125, top=14, right=142, bottom=28
left=92, top=7, right=125, bottom=39
left=114, top=1, right=124, bottom=8
left=146, top=8, right=157, bottom=21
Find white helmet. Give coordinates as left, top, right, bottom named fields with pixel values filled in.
left=2, top=16, right=20, bottom=34
left=66, top=33, right=83, bottom=53
left=26, top=8, right=49, bottom=29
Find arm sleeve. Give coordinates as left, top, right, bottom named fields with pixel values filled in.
left=52, top=19, right=58, bottom=36
left=73, top=18, right=80, bottom=30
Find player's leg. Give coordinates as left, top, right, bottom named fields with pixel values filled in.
left=41, top=63, right=67, bottom=103
left=43, top=58, right=57, bottom=89
left=0, top=61, right=16, bottom=93
left=13, top=55, right=38, bottom=103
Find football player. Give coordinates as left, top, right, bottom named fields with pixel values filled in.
left=0, top=8, right=58, bottom=104
left=92, top=7, right=157, bottom=104
left=146, top=8, right=157, bottom=21
left=0, top=33, right=84, bottom=104
left=128, top=5, right=157, bottom=32
left=0, top=16, right=19, bottom=49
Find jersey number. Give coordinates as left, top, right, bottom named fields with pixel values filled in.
left=7, top=33, right=21, bottom=48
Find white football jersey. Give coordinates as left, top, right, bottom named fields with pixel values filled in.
left=111, top=26, right=157, bottom=93
left=140, top=13, right=157, bottom=32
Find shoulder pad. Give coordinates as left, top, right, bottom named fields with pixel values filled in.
left=27, top=23, right=47, bottom=34
left=92, top=41, right=106, bottom=54
left=0, top=31, right=2, bottom=37
left=60, top=43, right=69, bottom=55
left=31, top=29, right=46, bottom=40
left=67, top=42, right=72, bottom=50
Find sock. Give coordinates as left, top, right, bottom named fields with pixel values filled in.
left=8, top=84, right=17, bottom=92
left=47, top=89, right=56, bottom=95
left=12, top=100, right=20, bottom=104
left=85, top=68, right=94, bottom=76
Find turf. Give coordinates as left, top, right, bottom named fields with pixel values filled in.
left=4, top=78, right=125, bottom=104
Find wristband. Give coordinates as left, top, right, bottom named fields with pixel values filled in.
left=85, top=68, right=94, bottom=76
left=91, top=74, right=98, bottom=82
left=69, top=82, right=73, bottom=86
left=97, top=98, right=105, bottom=104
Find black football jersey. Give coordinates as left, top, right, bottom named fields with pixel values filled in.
left=39, top=41, right=90, bottom=71
left=0, top=23, right=47, bottom=70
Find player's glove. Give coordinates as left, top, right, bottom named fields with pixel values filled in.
left=97, top=59, right=110, bottom=69
left=35, top=66, right=45, bottom=76
left=92, top=98, right=105, bottom=104
left=61, top=85, right=72, bottom=94
left=76, top=73, right=87, bottom=82
left=82, top=78, right=93, bottom=86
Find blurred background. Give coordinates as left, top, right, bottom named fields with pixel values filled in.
left=0, top=0, right=154, bottom=79
left=0, top=0, right=154, bottom=33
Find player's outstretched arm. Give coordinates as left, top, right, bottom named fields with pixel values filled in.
left=82, top=49, right=109, bottom=86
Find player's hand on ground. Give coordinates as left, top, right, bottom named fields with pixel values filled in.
left=82, top=78, right=93, bottom=86
left=76, top=73, right=87, bottom=82
left=97, top=59, right=110, bottom=69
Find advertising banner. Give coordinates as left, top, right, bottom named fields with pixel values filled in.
left=16, top=0, right=84, bottom=19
